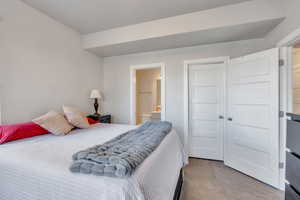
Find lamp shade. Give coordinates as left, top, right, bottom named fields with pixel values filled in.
left=90, top=89, right=102, bottom=99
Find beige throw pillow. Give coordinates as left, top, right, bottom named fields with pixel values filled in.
left=63, top=106, right=90, bottom=129
left=33, top=111, right=74, bottom=136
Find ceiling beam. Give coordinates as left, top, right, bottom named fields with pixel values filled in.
left=82, top=0, right=285, bottom=57
left=83, top=0, right=284, bottom=50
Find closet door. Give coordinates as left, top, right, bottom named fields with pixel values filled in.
left=225, top=48, right=279, bottom=188
left=189, top=63, right=225, bottom=160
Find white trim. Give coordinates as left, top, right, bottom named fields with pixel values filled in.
left=277, top=46, right=293, bottom=191
left=183, top=56, right=229, bottom=153
left=0, top=104, right=1, bottom=125
left=0, top=86, right=2, bottom=125
left=223, top=59, right=229, bottom=162
left=184, top=56, right=230, bottom=65
left=279, top=47, right=288, bottom=190
left=130, top=63, right=166, bottom=125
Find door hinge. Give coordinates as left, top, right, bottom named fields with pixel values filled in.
left=279, top=162, right=284, bottom=169
left=279, top=59, right=284, bottom=67
left=279, top=111, right=285, bottom=118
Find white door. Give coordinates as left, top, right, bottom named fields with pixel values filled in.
left=189, top=63, right=225, bottom=160
left=225, top=48, right=279, bottom=188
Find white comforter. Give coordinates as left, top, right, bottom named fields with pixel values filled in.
left=0, top=123, right=187, bottom=200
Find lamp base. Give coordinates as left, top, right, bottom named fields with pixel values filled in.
left=94, top=113, right=101, bottom=117
left=93, top=98, right=100, bottom=116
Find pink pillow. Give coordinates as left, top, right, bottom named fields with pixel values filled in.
left=87, top=117, right=100, bottom=125
left=0, top=122, right=49, bottom=144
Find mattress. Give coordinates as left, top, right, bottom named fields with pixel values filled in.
left=0, top=123, right=187, bottom=200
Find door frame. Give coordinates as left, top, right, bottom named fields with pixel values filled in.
left=183, top=56, right=229, bottom=155
left=130, top=62, right=166, bottom=125
left=277, top=27, right=300, bottom=190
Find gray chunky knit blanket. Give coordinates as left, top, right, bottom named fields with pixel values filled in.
left=70, top=121, right=172, bottom=178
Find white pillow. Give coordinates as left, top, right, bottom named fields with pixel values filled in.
left=33, top=111, right=74, bottom=136
left=63, top=106, right=90, bottom=129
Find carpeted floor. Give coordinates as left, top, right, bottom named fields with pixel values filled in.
left=182, top=158, right=284, bottom=200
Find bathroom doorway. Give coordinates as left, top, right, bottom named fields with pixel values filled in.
left=291, top=43, right=300, bottom=114
left=130, top=63, right=165, bottom=125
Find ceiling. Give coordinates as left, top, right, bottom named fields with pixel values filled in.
left=22, top=0, right=250, bottom=34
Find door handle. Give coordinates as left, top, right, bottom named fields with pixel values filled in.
left=219, top=115, right=224, bottom=119
left=228, top=117, right=233, bottom=121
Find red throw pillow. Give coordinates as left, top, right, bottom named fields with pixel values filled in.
left=87, top=117, right=100, bottom=125
left=0, top=122, right=49, bottom=144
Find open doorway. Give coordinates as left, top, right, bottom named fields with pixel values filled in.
left=291, top=43, right=300, bottom=114
left=130, top=63, right=165, bottom=125
left=136, top=68, right=161, bottom=124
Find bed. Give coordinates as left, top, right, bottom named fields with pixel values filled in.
left=0, top=123, right=187, bottom=200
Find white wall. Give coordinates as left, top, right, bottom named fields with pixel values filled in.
left=265, top=0, right=300, bottom=46
left=102, top=38, right=269, bottom=141
left=0, top=0, right=103, bottom=124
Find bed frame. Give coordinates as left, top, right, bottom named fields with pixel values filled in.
left=173, top=169, right=184, bottom=200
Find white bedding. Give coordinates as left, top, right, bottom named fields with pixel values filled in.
left=0, top=123, right=187, bottom=200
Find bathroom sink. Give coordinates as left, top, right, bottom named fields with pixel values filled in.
left=151, top=111, right=161, bottom=120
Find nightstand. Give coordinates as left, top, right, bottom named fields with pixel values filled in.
left=87, top=114, right=111, bottom=124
